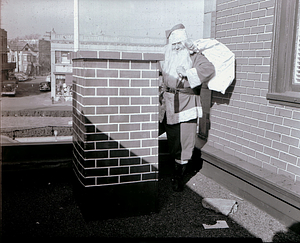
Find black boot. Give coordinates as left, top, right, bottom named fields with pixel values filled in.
left=172, top=163, right=187, bottom=192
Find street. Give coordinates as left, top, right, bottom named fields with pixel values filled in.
left=5, top=76, right=49, bottom=98
left=1, top=76, right=72, bottom=112
left=1, top=76, right=72, bottom=139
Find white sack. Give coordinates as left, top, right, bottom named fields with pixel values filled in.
left=194, top=39, right=235, bottom=94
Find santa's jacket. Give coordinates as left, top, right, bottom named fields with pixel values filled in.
left=160, top=52, right=215, bottom=125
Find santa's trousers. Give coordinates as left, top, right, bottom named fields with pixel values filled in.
left=159, top=118, right=197, bottom=165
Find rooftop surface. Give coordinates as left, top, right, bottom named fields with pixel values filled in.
left=2, top=165, right=300, bottom=242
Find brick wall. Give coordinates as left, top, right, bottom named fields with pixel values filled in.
left=72, top=50, right=163, bottom=187
left=209, top=0, right=300, bottom=182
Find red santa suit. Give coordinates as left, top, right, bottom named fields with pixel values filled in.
left=160, top=24, right=215, bottom=165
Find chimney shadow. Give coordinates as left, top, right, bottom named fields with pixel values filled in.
left=72, top=112, right=159, bottom=220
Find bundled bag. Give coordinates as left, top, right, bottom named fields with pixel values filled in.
left=194, top=39, right=235, bottom=94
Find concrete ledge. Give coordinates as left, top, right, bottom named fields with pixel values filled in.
left=2, top=142, right=73, bottom=171
left=14, top=136, right=72, bottom=143
left=200, top=143, right=300, bottom=227
left=2, top=110, right=72, bottom=117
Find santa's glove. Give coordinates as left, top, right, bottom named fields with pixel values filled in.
left=176, top=66, right=187, bottom=78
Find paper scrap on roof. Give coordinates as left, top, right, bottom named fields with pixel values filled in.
left=202, top=198, right=238, bottom=216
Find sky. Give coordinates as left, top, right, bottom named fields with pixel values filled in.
left=1, top=0, right=204, bottom=40
left=1, top=0, right=74, bottom=39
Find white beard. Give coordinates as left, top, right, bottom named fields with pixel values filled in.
left=162, top=44, right=193, bottom=79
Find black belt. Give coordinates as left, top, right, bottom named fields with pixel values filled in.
left=165, top=87, right=195, bottom=95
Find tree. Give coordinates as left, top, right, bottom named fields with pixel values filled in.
left=23, top=34, right=42, bottom=40
left=8, top=34, right=41, bottom=42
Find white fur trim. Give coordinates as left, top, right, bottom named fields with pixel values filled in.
left=169, top=29, right=188, bottom=44
left=176, top=106, right=202, bottom=123
left=163, top=92, right=203, bottom=125
left=186, top=68, right=201, bottom=88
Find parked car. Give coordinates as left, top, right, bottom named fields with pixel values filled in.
left=1, top=80, right=18, bottom=96
left=39, top=81, right=51, bottom=91
left=15, top=73, right=28, bottom=82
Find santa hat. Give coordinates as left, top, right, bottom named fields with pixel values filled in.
left=165, top=24, right=188, bottom=44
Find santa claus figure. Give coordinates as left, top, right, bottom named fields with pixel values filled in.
left=159, top=24, right=215, bottom=192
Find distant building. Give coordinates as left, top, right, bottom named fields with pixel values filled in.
left=8, top=41, right=39, bottom=75
left=7, top=41, right=25, bottom=72
left=1, top=29, right=15, bottom=82
left=49, top=29, right=73, bottom=102
left=38, top=39, right=51, bottom=75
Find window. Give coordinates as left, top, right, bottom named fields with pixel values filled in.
left=55, top=74, right=66, bottom=96
left=55, top=51, right=70, bottom=64
left=292, top=4, right=300, bottom=92
left=61, top=52, right=70, bottom=63
left=55, top=51, right=60, bottom=63
left=267, top=0, right=300, bottom=107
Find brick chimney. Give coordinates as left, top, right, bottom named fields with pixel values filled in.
left=72, top=50, right=163, bottom=219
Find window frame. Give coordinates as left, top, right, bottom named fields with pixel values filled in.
left=267, top=0, right=300, bottom=107
left=55, top=51, right=71, bottom=64
left=61, top=52, right=70, bottom=64
left=55, top=51, right=61, bottom=64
